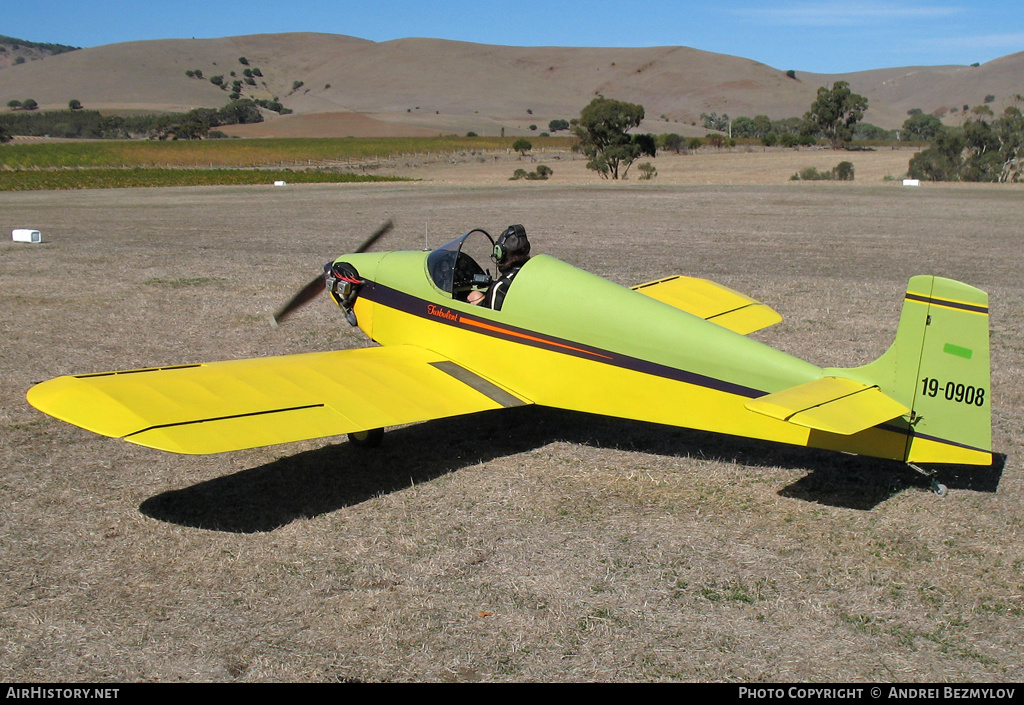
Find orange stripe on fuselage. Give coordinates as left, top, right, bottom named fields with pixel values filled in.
left=457, top=315, right=613, bottom=360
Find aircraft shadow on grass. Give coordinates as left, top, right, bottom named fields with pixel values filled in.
left=139, top=406, right=1005, bottom=533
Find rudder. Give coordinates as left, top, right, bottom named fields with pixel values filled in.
left=835, top=276, right=992, bottom=465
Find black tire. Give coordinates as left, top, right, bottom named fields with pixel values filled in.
left=347, top=428, right=384, bottom=448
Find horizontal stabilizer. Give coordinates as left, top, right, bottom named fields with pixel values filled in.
left=27, top=345, right=530, bottom=454
left=745, top=377, right=909, bottom=436
left=632, top=276, right=782, bottom=334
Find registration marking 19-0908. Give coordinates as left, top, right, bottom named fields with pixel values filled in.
left=920, top=377, right=986, bottom=406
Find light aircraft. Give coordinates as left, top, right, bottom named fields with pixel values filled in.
left=27, top=222, right=992, bottom=495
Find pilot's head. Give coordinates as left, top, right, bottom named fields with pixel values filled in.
left=493, top=224, right=531, bottom=272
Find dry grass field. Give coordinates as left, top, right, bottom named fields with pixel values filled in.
left=1, top=149, right=1022, bottom=682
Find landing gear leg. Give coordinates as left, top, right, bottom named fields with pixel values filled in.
left=907, top=463, right=947, bottom=496
left=348, top=428, right=384, bottom=448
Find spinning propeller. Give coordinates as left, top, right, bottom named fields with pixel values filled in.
left=271, top=219, right=393, bottom=326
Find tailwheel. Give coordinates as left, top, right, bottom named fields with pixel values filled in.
left=348, top=428, right=384, bottom=448
left=907, top=462, right=948, bottom=497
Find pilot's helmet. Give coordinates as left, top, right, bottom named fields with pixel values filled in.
left=493, top=224, right=531, bottom=267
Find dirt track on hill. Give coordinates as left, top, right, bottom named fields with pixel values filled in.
left=1, top=164, right=1022, bottom=682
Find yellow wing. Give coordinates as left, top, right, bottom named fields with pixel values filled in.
left=632, top=276, right=782, bottom=334
left=27, top=345, right=530, bottom=454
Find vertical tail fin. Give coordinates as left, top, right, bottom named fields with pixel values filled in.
left=839, top=276, right=992, bottom=465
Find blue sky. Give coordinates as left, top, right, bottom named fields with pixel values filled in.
left=6, top=0, right=1023, bottom=73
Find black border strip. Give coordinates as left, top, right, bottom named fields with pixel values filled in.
left=905, top=292, right=988, bottom=314
left=125, top=403, right=325, bottom=437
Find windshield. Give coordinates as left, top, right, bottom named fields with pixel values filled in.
left=427, top=229, right=495, bottom=296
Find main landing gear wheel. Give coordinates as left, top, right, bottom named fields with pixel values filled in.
left=348, top=428, right=385, bottom=448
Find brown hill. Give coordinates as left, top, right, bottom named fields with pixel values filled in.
left=1, top=32, right=1021, bottom=137
left=0, top=36, right=79, bottom=69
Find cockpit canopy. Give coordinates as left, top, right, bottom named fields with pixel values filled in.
left=427, top=228, right=496, bottom=299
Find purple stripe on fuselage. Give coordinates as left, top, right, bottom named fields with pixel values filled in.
left=362, top=281, right=765, bottom=399
left=359, top=282, right=989, bottom=455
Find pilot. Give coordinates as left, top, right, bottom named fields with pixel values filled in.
left=469, top=224, right=531, bottom=310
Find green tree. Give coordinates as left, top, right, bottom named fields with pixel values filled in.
left=730, top=115, right=772, bottom=139
left=21, top=99, right=38, bottom=111
left=854, top=123, right=896, bottom=140
left=901, top=113, right=943, bottom=141
left=803, top=81, right=868, bottom=149
left=548, top=118, right=569, bottom=132
left=512, top=138, right=532, bottom=157
left=659, top=133, right=683, bottom=153
left=0, top=124, right=11, bottom=143
left=571, top=97, right=654, bottom=179
left=908, top=131, right=964, bottom=181
left=170, top=119, right=209, bottom=140
left=7, top=99, right=22, bottom=110
left=700, top=111, right=729, bottom=131
left=218, top=98, right=264, bottom=125
left=906, top=111, right=1024, bottom=183
left=731, top=116, right=758, bottom=138
left=68, top=99, right=83, bottom=110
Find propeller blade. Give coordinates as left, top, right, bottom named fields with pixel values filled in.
left=271, top=273, right=326, bottom=327
left=269, top=219, right=394, bottom=327
left=353, top=219, right=393, bottom=254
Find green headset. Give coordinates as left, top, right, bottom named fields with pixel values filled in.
left=493, top=224, right=530, bottom=264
